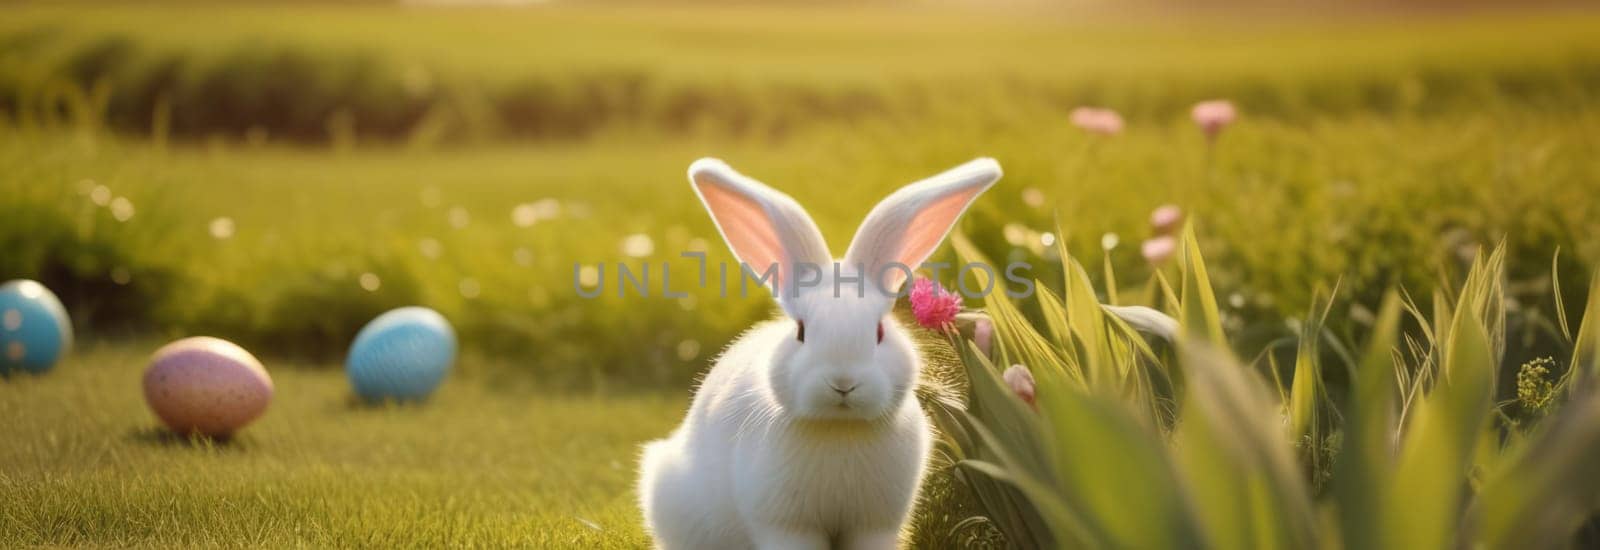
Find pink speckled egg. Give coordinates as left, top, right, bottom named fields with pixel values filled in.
left=142, top=337, right=273, bottom=437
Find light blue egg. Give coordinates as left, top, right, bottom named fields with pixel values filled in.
left=346, top=306, right=456, bottom=401
left=0, top=279, right=73, bottom=375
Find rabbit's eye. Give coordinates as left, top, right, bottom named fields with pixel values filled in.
left=796, top=320, right=805, bottom=343
left=877, top=322, right=884, bottom=344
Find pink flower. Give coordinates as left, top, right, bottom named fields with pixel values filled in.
left=1003, top=364, right=1036, bottom=408
left=1191, top=100, right=1236, bottom=140
left=1149, top=204, right=1183, bottom=236
left=909, top=278, right=962, bottom=330
left=1141, top=235, right=1178, bottom=265
left=1070, top=107, right=1124, bottom=136
left=972, top=316, right=994, bottom=357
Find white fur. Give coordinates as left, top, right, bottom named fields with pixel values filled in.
left=639, top=158, right=1001, bottom=549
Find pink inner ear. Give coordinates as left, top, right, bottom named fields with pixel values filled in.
left=884, top=188, right=984, bottom=290
left=697, top=181, right=786, bottom=288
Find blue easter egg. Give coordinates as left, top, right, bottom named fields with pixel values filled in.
left=346, top=306, right=456, bottom=401
left=0, top=280, right=73, bottom=375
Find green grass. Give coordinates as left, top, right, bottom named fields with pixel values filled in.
left=5, top=102, right=1597, bottom=386
left=0, top=343, right=677, bottom=547
left=938, top=230, right=1600, bottom=548
left=3, top=4, right=1599, bottom=141
left=3, top=7, right=1597, bottom=386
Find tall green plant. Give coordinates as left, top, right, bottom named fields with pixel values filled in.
left=932, top=229, right=1600, bottom=549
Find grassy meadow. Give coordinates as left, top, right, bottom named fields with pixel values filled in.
left=0, top=343, right=674, bottom=547
left=3, top=2, right=1600, bottom=547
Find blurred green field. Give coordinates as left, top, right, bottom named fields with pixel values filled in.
left=3, top=7, right=1598, bottom=388
left=4, top=5, right=1599, bottom=142
left=4, top=106, right=1597, bottom=386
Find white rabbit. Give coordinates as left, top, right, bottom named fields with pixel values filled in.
left=638, top=157, right=1001, bottom=550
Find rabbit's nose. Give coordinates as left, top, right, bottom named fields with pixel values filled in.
left=828, top=378, right=859, bottom=396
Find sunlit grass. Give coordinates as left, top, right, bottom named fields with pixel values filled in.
left=4, top=100, right=1596, bottom=387
left=3, top=5, right=1598, bottom=141
left=937, top=227, right=1600, bottom=548
left=0, top=343, right=677, bottom=547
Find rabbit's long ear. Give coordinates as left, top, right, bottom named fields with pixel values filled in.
left=689, top=158, right=831, bottom=314
left=844, top=158, right=1001, bottom=294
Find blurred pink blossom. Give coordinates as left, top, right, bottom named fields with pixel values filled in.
left=1142, top=235, right=1178, bottom=265
left=1149, top=204, right=1184, bottom=236
left=910, top=278, right=962, bottom=329
left=1003, top=364, right=1036, bottom=408
left=973, top=316, right=994, bottom=356
left=1070, top=107, right=1124, bottom=136
left=1190, top=100, right=1237, bottom=140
